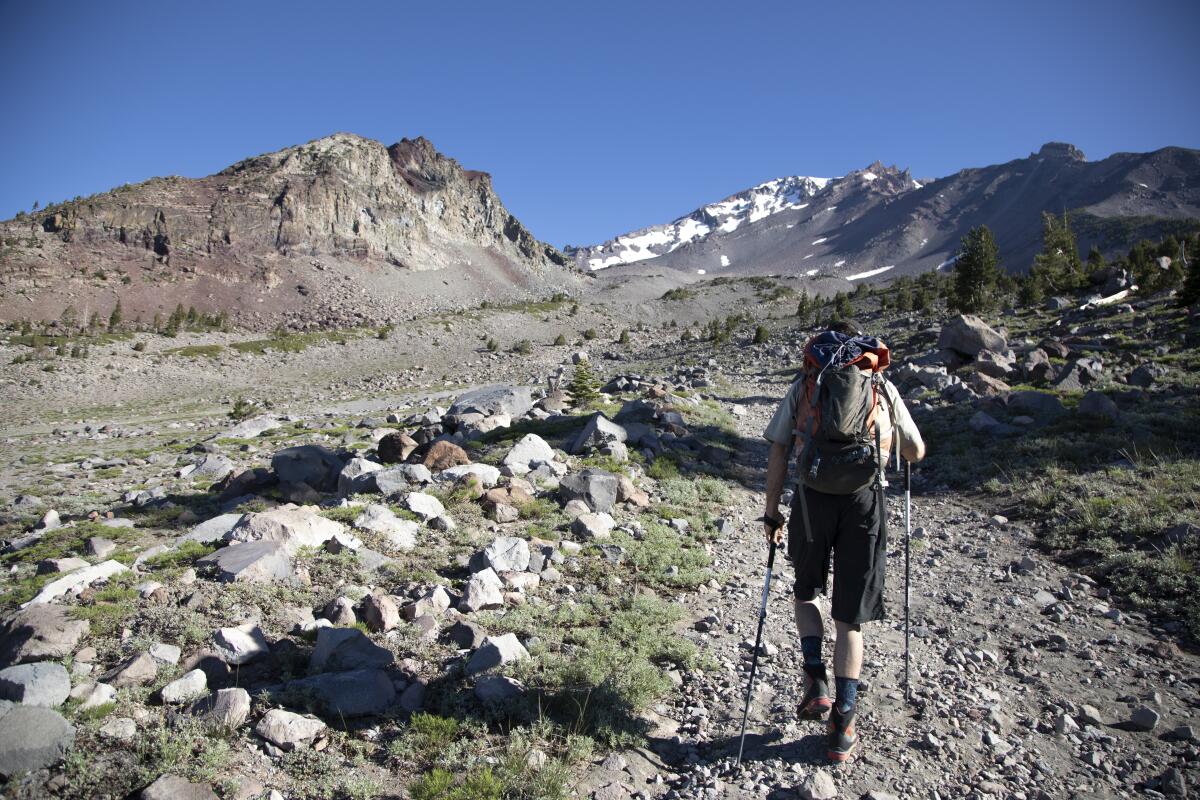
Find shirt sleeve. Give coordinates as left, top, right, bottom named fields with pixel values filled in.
left=763, top=380, right=801, bottom=445
left=883, top=380, right=924, bottom=457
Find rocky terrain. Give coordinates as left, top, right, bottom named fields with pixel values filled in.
left=0, top=267, right=1197, bottom=799
left=574, top=143, right=1200, bottom=283
left=0, top=134, right=578, bottom=330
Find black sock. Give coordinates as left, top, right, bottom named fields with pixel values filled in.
left=835, top=676, right=859, bottom=714
left=801, top=636, right=826, bottom=684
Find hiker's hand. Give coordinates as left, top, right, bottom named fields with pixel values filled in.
left=762, top=515, right=785, bottom=547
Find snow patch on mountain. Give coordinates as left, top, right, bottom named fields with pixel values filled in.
left=570, top=174, right=830, bottom=270
left=846, top=265, right=894, bottom=281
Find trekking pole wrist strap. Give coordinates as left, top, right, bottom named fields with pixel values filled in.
left=759, top=513, right=785, bottom=531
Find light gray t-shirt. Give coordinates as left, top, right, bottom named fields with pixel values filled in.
left=763, top=377, right=924, bottom=460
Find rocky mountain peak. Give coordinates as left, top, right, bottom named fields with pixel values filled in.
left=1037, top=141, right=1087, bottom=162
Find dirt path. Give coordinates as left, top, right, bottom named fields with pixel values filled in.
left=582, top=379, right=1199, bottom=799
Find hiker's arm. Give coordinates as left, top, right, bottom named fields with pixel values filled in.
left=884, top=381, right=926, bottom=463
left=763, top=440, right=789, bottom=543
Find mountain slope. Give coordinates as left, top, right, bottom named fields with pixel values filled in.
left=580, top=143, right=1200, bottom=283
left=0, top=133, right=574, bottom=329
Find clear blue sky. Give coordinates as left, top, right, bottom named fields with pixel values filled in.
left=2, top=0, right=1197, bottom=248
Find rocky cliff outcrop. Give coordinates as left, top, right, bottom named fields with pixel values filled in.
left=0, top=133, right=574, bottom=329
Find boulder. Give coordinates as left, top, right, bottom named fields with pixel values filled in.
left=403, top=492, right=445, bottom=521
left=188, top=687, right=252, bottom=730
left=374, top=464, right=433, bottom=495
left=617, top=475, right=651, bottom=508
left=422, top=441, right=470, bottom=472
left=0, top=704, right=75, bottom=777
left=1127, top=364, right=1159, bottom=388
left=571, top=512, right=615, bottom=540
left=178, top=513, right=244, bottom=545
left=471, top=536, right=531, bottom=574
left=502, top=434, right=555, bottom=468
left=285, top=669, right=396, bottom=717
left=190, top=454, right=235, bottom=483
left=558, top=468, right=619, bottom=513
left=322, top=596, right=357, bottom=626
left=36, top=557, right=89, bottom=575
left=101, top=652, right=158, bottom=688
left=0, top=605, right=90, bottom=666
left=353, top=505, right=418, bottom=552
left=448, top=385, right=533, bottom=421
left=439, top=463, right=501, bottom=488
left=377, top=431, right=419, bottom=464
left=309, top=627, right=394, bottom=672
left=271, top=445, right=344, bottom=493
left=570, top=413, right=628, bottom=455
left=975, top=349, right=1015, bottom=379
left=85, top=536, right=117, bottom=557
left=403, top=587, right=451, bottom=621
left=159, top=669, right=208, bottom=704
left=1022, top=349, right=1054, bottom=383
left=227, top=505, right=347, bottom=553
left=77, top=682, right=116, bottom=710
left=460, top=568, right=505, bottom=612
left=337, top=457, right=384, bottom=496
left=475, top=675, right=525, bottom=704
left=361, top=594, right=401, bottom=633
left=21, top=560, right=127, bottom=607
left=1007, top=390, right=1065, bottom=418
left=0, top=662, right=71, bottom=707
left=1078, top=390, right=1120, bottom=424
left=212, top=623, right=270, bottom=665
left=466, top=633, right=530, bottom=675
left=797, top=769, right=837, bottom=800
left=255, top=708, right=326, bottom=751
left=140, top=774, right=220, bottom=800
left=198, top=540, right=293, bottom=583
left=967, top=372, right=1011, bottom=397
left=1052, top=357, right=1104, bottom=392
left=445, top=620, right=488, bottom=650
left=937, top=315, right=1007, bottom=358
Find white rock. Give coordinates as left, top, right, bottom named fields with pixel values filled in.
left=254, top=709, right=326, bottom=751
left=21, top=560, right=128, bottom=607
left=212, top=623, right=270, bottom=665
left=404, top=492, right=445, bottom=521
left=159, top=669, right=208, bottom=704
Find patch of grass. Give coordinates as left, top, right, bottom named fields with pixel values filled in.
left=388, top=713, right=461, bottom=766
left=163, top=344, right=224, bottom=358
left=230, top=328, right=362, bottom=355
left=143, top=540, right=216, bottom=569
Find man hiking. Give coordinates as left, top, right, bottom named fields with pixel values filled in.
left=761, top=319, right=925, bottom=763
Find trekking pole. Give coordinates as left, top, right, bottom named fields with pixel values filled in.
left=736, top=535, right=777, bottom=767
left=903, top=458, right=912, bottom=704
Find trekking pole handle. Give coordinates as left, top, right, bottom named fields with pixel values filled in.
left=904, top=459, right=911, bottom=493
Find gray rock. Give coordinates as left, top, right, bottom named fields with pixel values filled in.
left=1007, top=390, right=1065, bottom=418
left=448, top=385, right=533, bottom=420
left=190, top=454, right=235, bottom=482
left=188, top=687, right=251, bottom=730
left=502, top=434, right=556, bottom=468
left=140, top=774, right=220, bottom=800
left=199, top=540, right=292, bottom=583
left=0, top=604, right=90, bottom=666
left=399, top=680, right=426, bottom=713
left=472, top=536, right=531, bottom=573
left=337, top=457, right=383, bottom=496
left=85, top=536, right=117, bottom=557
left=938, top=315, right=1007, bottom=358
left=226, top=505, right=348, bottom=553
left=361, top=594, right=401, bottom=633
left=570, top=413, right=628, bottom=454
left=159, top=669, right=208, bottom=704
left=286, top=668, right=396, bottom=717
left=460, top=568, right=505, bottom=612
left=403, top=492, right=445, bottom=521
left=22, top=559, right=127, bottom=606
left=1129, top=704, right=1160, bottom=732
left=149, top=642, right=181, bottom=665
left=36, top=557, right=89, bottom=575
left=466, top=633, right=530, bottom=675
left=309, top=627, right=394, bottom=672
left=0, top=704, right=75, bottom=776
left=101, top=652, right=158, bottom=688
left=1127, top=364, right=1158, bottom=388
left=321, top=596, right=356, bottom=626
left=558, top=468, right=619, bottom=513
left=1078, top=390, right=1120, bottom=424
left=445, top=620, right=488, bottom=650
left=403, top=586, right=451, bottom=621
left=0, top=662, right=71, bottom=707
left=255, top=708, right=326, bottom=751
left=797, top=768, right=837, bottom=800
left=571, top=512, right=615, bottom=540
left=223, top=415, right=282, bottom=439
left=353, top=504, right=418, bottom=552
left=439, top=463, right=502, bottom=488
left=212, top=623, right=270, bottom=665
left=78, top=682, right=116, bottom=710
left=474, top=675, right=525, bottom=704
left=271, top=445, right=344, bottom=493
left=99, top=716, right=136, bottom=742
left=178, top=513, right=244, bottom=545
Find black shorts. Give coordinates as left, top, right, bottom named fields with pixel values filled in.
left=787, top=483, right=887, bottom=625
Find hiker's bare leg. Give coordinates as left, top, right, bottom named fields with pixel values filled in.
left=795, top=597, right=822, bottom=639
left=833, top=620, right=863, bottom=679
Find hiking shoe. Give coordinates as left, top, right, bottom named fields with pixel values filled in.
left=798, top=678, right=832, bottom=720
left=826, top=705, right=858, bottom=763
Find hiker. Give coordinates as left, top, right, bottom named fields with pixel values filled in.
left=761, top=319, right=925, bottom=762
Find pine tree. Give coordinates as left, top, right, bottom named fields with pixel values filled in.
left=833, top=291, right=853, bottom=320
left=1031, top=211, right=1084, bottom=293
left=1177, top=237, right=1199, bottom=307
left=567, top=359, right=599, bottom=407
left=796, top=290, right=812, bottom=323
left=108, top=300, right=123, bottom=331
left=1086, top=246, right=1105, bottom=275
left=951, top=225, right=1002, bottom=313
left=752, top=325, right=769, bottom=344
